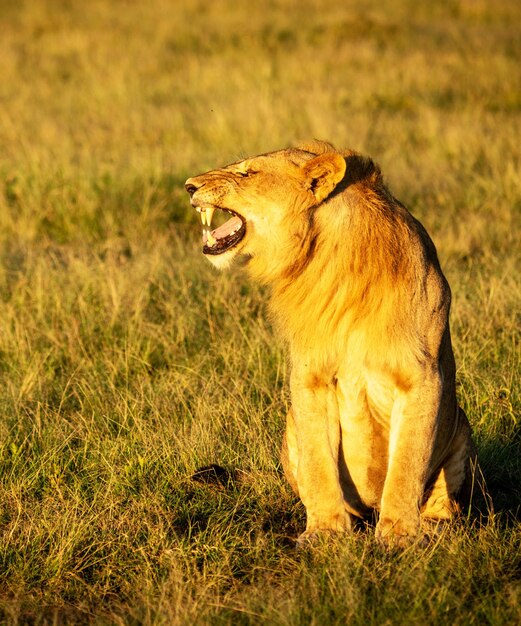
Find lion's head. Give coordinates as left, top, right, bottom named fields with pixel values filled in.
left=185, top=141, right=346, bottom=272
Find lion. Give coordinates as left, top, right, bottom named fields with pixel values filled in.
left=185, top=140, right=477, bottom=547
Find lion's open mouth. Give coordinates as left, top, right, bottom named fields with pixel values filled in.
left=196, top=206, right=246, bottom=255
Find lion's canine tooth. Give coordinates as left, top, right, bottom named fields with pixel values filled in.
left=206, top=207, right=215, bottom=227
left=207, top=231, right=217, bottom=246
left=201, top=210, right=208, bottom=226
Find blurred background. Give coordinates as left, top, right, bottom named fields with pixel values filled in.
left=2, top=0, right=520, bottom=180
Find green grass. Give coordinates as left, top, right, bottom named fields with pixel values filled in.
left=0, top=0, right=520, bottom=623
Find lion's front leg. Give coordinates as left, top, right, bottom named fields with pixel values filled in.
left=376, top=370, right=442, bottom=548
left=290, top=369, right=352, bottom=543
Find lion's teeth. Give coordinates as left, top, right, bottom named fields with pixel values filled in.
left=207, top=231, right=217, bottom=246
left=201, top=210, right=208, bottom=226
left=206, top=207, right=215, bottom=227
left=196, top=207, right=202, bottom=213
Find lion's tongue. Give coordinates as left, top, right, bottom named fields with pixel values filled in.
left=203, top=216, right=242, bottom=244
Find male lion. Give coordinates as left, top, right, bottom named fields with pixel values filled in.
left=185, top=140, right=476, bottom=547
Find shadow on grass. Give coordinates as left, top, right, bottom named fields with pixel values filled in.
left=179, top=464, right=304, bottom=549
left=477, top=436, right=521, bottom=523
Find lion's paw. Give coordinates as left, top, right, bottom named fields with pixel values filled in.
left=375, top=517, right=428, bottom=550
left=295, top=528, right=344, bottom=550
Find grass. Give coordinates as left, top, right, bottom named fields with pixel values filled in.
left=0, top=0, right=520, bottom=623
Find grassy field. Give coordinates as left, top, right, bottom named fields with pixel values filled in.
left=0, top=0, right=520, bottom=623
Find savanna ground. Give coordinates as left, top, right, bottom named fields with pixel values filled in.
left=0, top=0, right=520, bottom=623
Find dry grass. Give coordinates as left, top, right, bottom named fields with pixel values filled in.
left=0, top=0, right=520, bottom=624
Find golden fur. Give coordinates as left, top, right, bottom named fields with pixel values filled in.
left=185, top=141, right=476, bottom=547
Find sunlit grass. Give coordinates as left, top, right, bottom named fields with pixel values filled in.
left=0, top=0, right=520, bottom=623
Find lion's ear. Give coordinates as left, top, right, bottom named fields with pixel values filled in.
left=302, top=152, right=346, bottom=203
